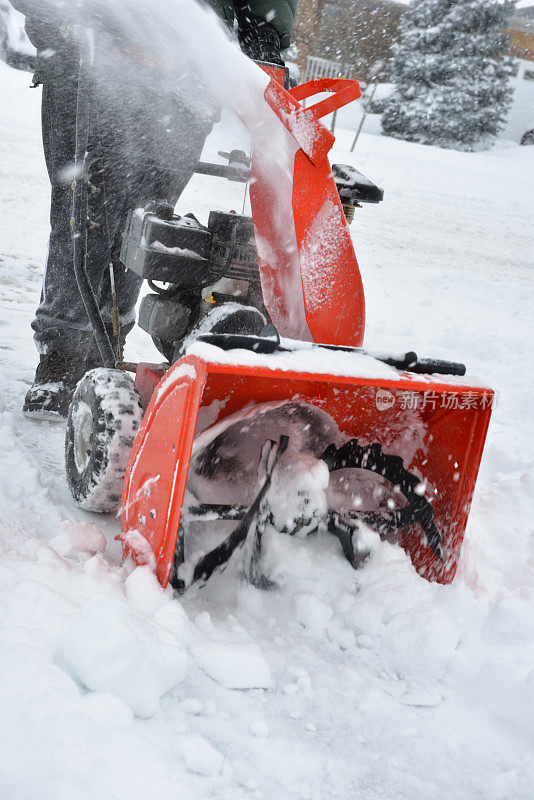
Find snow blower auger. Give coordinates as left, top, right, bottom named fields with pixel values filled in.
left=65, top=55, right=493, bottom=593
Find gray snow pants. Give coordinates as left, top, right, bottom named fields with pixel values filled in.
left=33, top=78, right=211, bottom=355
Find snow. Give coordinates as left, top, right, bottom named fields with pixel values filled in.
left=1, top=36, right=534, bottom=800
left=178, top=734, right=224, bottom=776
left=50, top=520, right=107, bottom=557
left=57, top=594, right=189, bottom=718
left=249, top=719, right=270, bottom=737
left=191, top=639, right=273, bottom=690
left=3, top=5, right=35, bottom=57
left=151, top=240, right=206, bottom=259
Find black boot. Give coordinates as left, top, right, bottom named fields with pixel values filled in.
left=24, top=323, right=135, bottom=420
left=23, top=350, right=85, bottom=420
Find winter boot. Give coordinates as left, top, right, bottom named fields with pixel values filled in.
left=24, top=322, right=135, bottom=420
left=23, top=350, right=85, bottom=420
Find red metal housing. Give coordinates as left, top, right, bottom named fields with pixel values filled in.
left=121, top=357, right=492, bottom=588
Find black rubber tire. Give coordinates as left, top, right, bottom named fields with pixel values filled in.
left=65, top=368, right=143, bottom=513
left=520, top=129, right=534, bottom=146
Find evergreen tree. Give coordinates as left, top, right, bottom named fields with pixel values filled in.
left=381, top=0, right=514, bottom=150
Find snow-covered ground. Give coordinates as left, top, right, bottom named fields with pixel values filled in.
left=1, top=58, right=534, bottom=800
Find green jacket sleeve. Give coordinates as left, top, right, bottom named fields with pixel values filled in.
left=234, top=0, right=298, bottom=50
left=9, top=0, right=79, bottom=84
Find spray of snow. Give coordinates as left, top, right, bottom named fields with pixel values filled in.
left=45, top=0, right=315, bottom=338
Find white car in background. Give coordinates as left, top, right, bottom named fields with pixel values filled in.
left=504, top=58, right=534, bottom=145
left=520, top=121, right=534, bottom=145
left=0, top=1, right=35, bottom=72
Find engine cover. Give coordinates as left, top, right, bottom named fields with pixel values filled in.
left=120, top=206, right=211, bottom=284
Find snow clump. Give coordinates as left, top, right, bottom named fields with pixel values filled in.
left=57, top=595, right=188, bottom=718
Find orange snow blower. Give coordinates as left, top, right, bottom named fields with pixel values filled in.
left=65, top=61, right=493, bottom=591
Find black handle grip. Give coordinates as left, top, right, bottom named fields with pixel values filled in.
left=407, top=357, right=466, bottom=376
left=378, top=352, right=466, bottom=376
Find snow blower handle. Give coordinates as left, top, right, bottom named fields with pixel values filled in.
left=289, top=77, right=362, bottom=121
left=198, top=329, right=467, bottom=377
left=395, top=354, right=466, bottom=377
left=72, top=26, right=116, bottom=369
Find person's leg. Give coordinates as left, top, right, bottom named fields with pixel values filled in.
left=24, top=80, right=116, bottom=417
left=31, top=80, right=113, bottom=354
left=26, top=80, right=212, bottom=418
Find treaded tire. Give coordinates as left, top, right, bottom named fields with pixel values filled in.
left=65, top=368, right=143, bottom=513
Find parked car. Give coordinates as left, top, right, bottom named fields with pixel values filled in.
left=503, top=58, right=534, bottom=145
left=0, top=1, right=35, bottom=72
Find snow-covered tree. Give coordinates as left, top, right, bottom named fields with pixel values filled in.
left=381, top=0, right=515, bottom=150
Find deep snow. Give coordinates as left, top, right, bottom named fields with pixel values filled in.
left=1, top=56, right=534, bottom=800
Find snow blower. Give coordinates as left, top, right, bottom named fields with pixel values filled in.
left=65, top=51, right=493, bottom=591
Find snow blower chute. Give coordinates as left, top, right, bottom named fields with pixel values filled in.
left=65, top=58, right=493, bottom=591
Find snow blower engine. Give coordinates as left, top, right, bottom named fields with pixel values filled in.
left=65, top=56, right=493, bottom=593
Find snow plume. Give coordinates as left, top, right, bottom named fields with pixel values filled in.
left=43, top=0, right=269, bottom=106
left=43, top=0, right=284, bottom=189
left=91, top=0, right=268, bottom=115
left=43, top=0, right=305, bottom=331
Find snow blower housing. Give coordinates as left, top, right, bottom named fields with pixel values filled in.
left=65, top=63, right=493, bottom=593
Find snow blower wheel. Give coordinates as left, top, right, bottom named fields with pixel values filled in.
left=65, top=368, right=143, bottom=513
